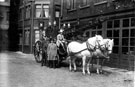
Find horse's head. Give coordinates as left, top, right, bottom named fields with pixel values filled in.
left=106, top=39, right=114, bottom=54
left=101, top=39, right=114, bottom=57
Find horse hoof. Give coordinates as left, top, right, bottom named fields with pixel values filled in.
left=73, top=70, right=76, bottom=72
left=69, top=69, right=72, bottom=72
left=97, top=72, right=100, bottom=75
left=87, top=72, right=91, bottom=75
left=100, top=71, right=103, bottom=74
left=82, top=72, right=86, bottom=75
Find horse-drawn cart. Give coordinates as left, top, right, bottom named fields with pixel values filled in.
left=33, top=38, right=64, bottom=67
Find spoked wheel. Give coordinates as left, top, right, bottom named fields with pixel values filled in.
left=34, top=40, right=43, bottom=63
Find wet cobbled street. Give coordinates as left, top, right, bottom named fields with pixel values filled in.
left=0, top=52, right=134, bottom=87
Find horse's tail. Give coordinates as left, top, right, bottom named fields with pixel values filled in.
left=66, top=45, right=71, bottom=61
left=67, top=45, right=70, bottom=56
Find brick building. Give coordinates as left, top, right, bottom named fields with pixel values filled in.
left=61, top=0, right=135, bottom=70
left=18, top=0, right=61, bottom=53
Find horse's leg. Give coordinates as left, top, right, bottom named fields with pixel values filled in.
left=73, top=58, right=77, bottom=71
left=68, top=56, right=72, bottom=71
left=82, top=56, right=86, bottom=75
left=96, top=57, right=100, bottom=74
left=100, top=58, right=105, bottom=74
left=87, top=57, right=92, bottom=75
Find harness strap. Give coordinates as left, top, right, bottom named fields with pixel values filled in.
left=86, top=41, right=96, bottom=52
left=69, top=48, right=88, bottom=55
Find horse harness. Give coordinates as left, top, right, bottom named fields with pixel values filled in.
left=86, top=40, right=100, bottom=52
left=86, top=40, right=111, bottom=58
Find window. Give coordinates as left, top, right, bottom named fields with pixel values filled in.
left=43, top=5, right=49, bottom=18
left=113, top=30, right=119, bottom=37
left=107, top=21, right=113, bottom=28
left=122, top=29, right=129, bottom=47
left=114, top=20, right=120, bottom=28
left=130, top=29, right=135, bottom=47
left=26, top=6, right=30, bottom=19
left=123, top=19, right=129, bottom=27
left=131, top=18, right=135, bottom=26
left=130, top=47, right=135, bottom=52
left=35, top=5, right=42, bottom=18
left=106, top=18, right=135, bottom=55
left=122, top=38, right=129, bottom=46
left=97, top=24, right=102, bottom=29
left=19, top=33, right=22, bottom=45
left=25, top=30, right=30, bottom=45
left=97, top=31, right=102, bottom=35
left=114, top=38, right=119, bottom=45
left=70, top=0, right=76, bottom=9
left=82, top=0, right=88, bottom=6
left=122, top=47, right=128, bottom=54
left=131, top=29, right=135, bottom=37
left=106, top=20, right=119, bottom=54
left=55, top=11, right=60, bottom=18
left=130, top=38, right=135, bottom=46
left=113, top=46, right=119, bottom=53
left=107, top=30, right=112, bottom=37
left=122, top=29, right=129, bottom=37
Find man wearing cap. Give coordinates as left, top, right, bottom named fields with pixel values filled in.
left=56, top=29, right=65, bottom=47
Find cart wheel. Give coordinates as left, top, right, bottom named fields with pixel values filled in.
left=34, top=40, right=43, bottom=63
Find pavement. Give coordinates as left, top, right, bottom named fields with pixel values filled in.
left=15, top=51, right=134, bottom=74
left=15, top=51, right=135, bottom=81
left=1, top=51, right=134, bottom=87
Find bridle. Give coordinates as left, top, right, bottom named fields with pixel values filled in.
left=100, top=41, right=112, bottom=52
left=86, top=39, right=113, bottom=58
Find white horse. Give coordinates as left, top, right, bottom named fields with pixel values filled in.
left=92, top=38, right=114, bottom=74
left=67, top=35, right=104, bottom=75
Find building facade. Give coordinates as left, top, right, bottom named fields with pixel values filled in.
left=0, top=0, right=10, bottom=51
left=18, top=0, right=61, bottom=53
left=61, top=0, right=135, bottom=70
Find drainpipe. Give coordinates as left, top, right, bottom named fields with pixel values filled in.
left=22, top=2, right=25, bottom=52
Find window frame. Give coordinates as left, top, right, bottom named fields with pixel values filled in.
left=35, top=4, right=42, bottom=18
left=42, top=4, right=49, bottom=18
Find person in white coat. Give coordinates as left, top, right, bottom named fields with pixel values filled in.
left=56, top=29, right=65, bottom=47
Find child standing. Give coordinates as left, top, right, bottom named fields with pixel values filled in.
left=47, top=39, right=57, bottom=68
